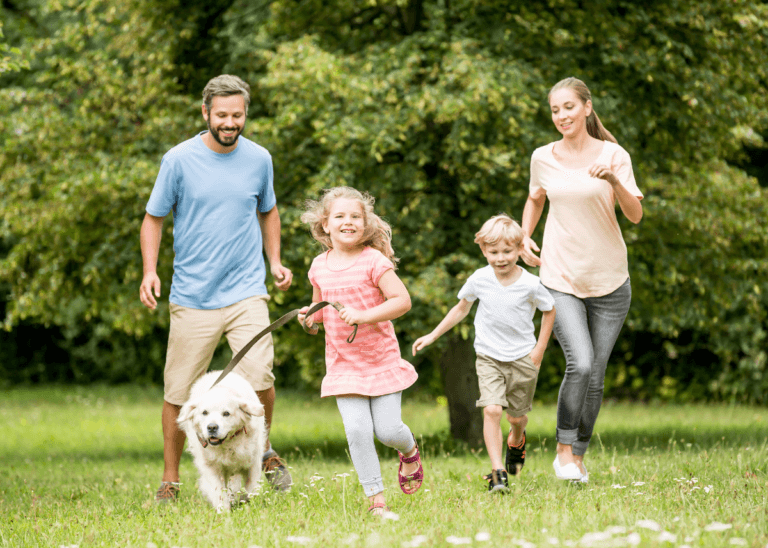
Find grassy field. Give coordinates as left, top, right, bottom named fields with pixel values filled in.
left=1, top=385, right=766, bottom=548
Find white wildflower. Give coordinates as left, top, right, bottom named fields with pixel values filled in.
left=704, top=522, right=733, bottom=532
left=445, top=536, right=472, bottom=545
left=626, top=532, right=642, bottom=546
left=382, top=511, right=400, bottom=521
left=606, top=526, right=627, bottom=535
left=631, top=482, right=645, bottom=486
left=475, top=532, right=491, bottom=541
left=580, top=531, right=613, bottom=545
left=343, top=534, right=360, bottom=545
left=657, top=531, right=676, bottom=543
left=402, top=536, right=427, bottom=548
left=286, top=536, right=312, bottom=545
left=547, top=538, right=560, bottom=545
left=636, top=519, right=662, bottom=531
left=704, top=485, right=714, bottom=493
left=729, top=539, right=747, bottom=546
left=612, top=484, right=627, bottom=489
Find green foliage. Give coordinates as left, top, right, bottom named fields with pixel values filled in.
left=1, top=0, right=767, bottom=403
left=0, top=22, right=29, bottom=73
left=0, top=0, right=192, bottom=381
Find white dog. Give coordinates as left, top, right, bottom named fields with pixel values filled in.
left=178, top=371, right=266, bottom=511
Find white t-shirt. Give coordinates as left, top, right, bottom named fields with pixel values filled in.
left=458, top=266, right=555, bottom=362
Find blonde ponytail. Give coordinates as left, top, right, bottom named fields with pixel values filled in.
left=550, top=77, right=617, bottom=144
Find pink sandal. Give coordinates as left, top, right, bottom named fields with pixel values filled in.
left=398, top=440, right=424, bottom=495
left=368, top=502, right=389, bottom=516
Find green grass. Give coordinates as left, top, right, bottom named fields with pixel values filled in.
left=1, top=385, right=766, bottom=548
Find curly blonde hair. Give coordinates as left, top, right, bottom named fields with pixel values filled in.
left=301, top=186, right=399, bottom=266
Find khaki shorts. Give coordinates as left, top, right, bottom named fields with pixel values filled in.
left=475, top=353, right=539, bottom=416
left=164, top=294, right=275, bottom=405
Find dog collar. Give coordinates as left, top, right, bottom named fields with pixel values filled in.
left=197, top=426, right=248, bottom=449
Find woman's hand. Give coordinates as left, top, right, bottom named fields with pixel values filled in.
left=521, top=235, right=542, bottom=267
left=338, top=306, right=368, bottom=326
left=589, top=163, right=620, bottom=187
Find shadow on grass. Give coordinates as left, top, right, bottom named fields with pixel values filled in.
left=18, top=422, right=768, bottom=464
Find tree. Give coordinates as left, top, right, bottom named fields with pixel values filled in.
left=1, top=0, right=766, bottom=439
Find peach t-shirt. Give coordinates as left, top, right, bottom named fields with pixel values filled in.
left=529, top=141, right=643, bottom=298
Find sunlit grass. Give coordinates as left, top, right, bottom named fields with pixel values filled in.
left=1, top=385, right=766, bottom=547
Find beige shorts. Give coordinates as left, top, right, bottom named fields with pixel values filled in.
left=475, top=353, right=539, bottom=416
left=164, top=294, right=275, bottom=405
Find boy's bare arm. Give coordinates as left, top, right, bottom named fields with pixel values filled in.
left=412, top=299, right=473, bottom=355
left=530, top=307, right=556, bottom=367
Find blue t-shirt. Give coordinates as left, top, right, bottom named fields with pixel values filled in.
left=146, top=132, right=276, bottom=309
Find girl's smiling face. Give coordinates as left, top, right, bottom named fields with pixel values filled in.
left=323, top=198, right=366, bottom=250
left=549, top=87, right=592, bottom=137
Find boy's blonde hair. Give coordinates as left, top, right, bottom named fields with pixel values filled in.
left=301, top=186, right=399, bottom=265
left=474, top=214, right=525, bottom=249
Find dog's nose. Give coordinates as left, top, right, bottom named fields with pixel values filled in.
left=207, top=423, right=218, bottom=434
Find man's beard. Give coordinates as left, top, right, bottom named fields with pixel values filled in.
left=207, top=117, right=243, bottom=148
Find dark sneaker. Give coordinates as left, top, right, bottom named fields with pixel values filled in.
left=155, top=481, right=180, bottom=504
left=485, top=469, right=509, bottom=493
left=263, top=453, right=292, bottom=492
left=506, top=430, right=526, bottom=475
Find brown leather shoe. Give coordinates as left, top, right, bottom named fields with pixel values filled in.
left=262, top=454, right=292, bottom=492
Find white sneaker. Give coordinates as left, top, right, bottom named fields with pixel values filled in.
left=578, top=462, right=589, bottom=483
left=553, top=455, right=582, bottom=481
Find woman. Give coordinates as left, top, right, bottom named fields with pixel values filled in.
left=521, top=77, right=643, bottom=482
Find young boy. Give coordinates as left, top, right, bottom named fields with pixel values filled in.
left=412, top=214, right=556, bottom=493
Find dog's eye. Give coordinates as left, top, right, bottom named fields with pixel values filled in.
left=202, top=410, right=208, bottom=416
left=222, top=411, right=230, bottom=417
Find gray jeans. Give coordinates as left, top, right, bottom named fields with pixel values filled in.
left=336, top=393, right=415, bottom=497
left=548, top=278, right=632, bottom=455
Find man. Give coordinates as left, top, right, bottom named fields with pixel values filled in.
left=139, top=74, right=293, bottom=503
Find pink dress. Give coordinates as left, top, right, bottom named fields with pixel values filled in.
left=308, top=247, right=418, bottom=397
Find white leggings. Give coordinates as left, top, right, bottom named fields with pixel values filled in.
left=336, top=392, right=415, bottom=497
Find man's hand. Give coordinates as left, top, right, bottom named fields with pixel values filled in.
left=270, top=264, right=293, bottom=291
left=140, top=272, right=161, bottom=310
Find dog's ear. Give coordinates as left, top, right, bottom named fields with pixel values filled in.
left=178, top=401, right=198, bottom=425
left=239, top=399, right=264, bottom=417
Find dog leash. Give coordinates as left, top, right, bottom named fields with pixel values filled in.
left=210, top=301, right=357, bottom=389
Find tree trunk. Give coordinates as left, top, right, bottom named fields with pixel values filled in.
left=440, top=334, right=483, bottom=446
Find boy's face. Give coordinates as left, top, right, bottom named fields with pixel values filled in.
left=481, top=240, right=522, bottom=277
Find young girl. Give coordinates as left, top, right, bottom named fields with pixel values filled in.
left=297, top=186, right=424, bottom=516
